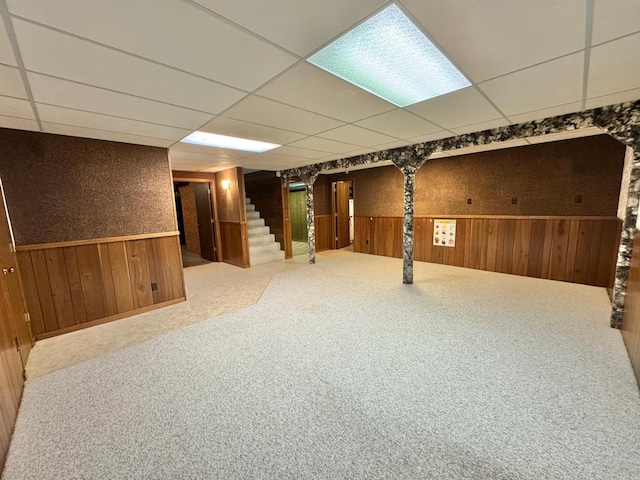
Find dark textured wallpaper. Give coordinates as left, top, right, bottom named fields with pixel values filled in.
left=329, top=135, right=625, bottom=217
left=0, top=128, right=176, bottom=245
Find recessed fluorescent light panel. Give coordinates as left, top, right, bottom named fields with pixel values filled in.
left=181, top=131, right=280, bottom=153
left=307, top=4, right=470, bottom=107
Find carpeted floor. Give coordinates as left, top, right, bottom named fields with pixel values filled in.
left=4, top=254, right=640, bottom=479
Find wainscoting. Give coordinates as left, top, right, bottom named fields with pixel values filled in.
left=16, top=232, right=185, bottom=339
left=315, top=215, right=333, bottom=252
left=219, top=221, right=249, bottom=268
left=355, top=216, right=621, bottom=288
left=622, top=231, right=640, bottom=386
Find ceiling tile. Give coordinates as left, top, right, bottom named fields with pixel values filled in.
left=0, top=95, right=34, bottom=119
left=41, top=122, right=173, bottom=147
left=0, top=21, right=17, bottom=66
left=192, top=0, right=387, bottom=56
left=170, top=161, right=215, bottom=172
left=12, top=19, right=245, bottom=114
left=478, top=53, right=583, bottom=116
left=451, top=119, right=510, bottom=136
left=269, top=145, right=327, bottom=159
left=37, top=104, right=191, bottom=140
left=288, top=136, right=359, bottom=154
left=7, top=0, right=297, bottom=92
left=256, top=62, right=395, bottom=122
left=592, top=0, right=640, bottom=45
left=235, top=155, right=300, bottom=170
left=0, top=114, right=38, bottom=132
left=28, top=73, right=212, bottom=130
left=407, top=87, right=502, bottom=129
left=355, top=109, right=440, bottom=139
left=429, top=152, right=450, bottom=159
left=170, top=143, right=250, bottom=159
left=403, top=0, right=586, bottom=82
left=223, top=95, right=344, bottom=135
left=406, top=131, right=452, bottom=144
left=445, top=139, right=529, bottom=157
left=318, top=125, right=396, bottom=147
left=508, top=102, right=583, bottom=125
left=199, top=117, right=305, bottom=145
left=588, top=33, right=640, bottom=99
left=373, top=140, right=413, bottom=150
left=526, top=128, right=605, bottom=144
left=0, top=64, right=27, bottom=98
left=586, top=88, right=640, bottom=109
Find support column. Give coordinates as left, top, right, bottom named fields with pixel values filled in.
left=298, top=169, right=320, bottom=264
left=611, top=147, right=640, bottom=327
left=392, top=153, right=431, bottom=284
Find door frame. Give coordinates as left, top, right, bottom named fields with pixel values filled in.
left=172, top=178, right=222, bottom=262
left=331, top=179, right=354, bottom=250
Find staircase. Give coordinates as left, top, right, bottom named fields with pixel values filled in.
left=246, top=198, right=285, bottom=266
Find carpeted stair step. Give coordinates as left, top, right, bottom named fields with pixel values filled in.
left=250, top=249, right=285, bottom=266
left=249, top=242, right=280, bottom=255
left=247, top=225, right=270, bottom=236
left=248, top=233, right=275, bottom=245
left=245, top=198, right=284, bottom=266
left=247, top=218, right=265, bottom=228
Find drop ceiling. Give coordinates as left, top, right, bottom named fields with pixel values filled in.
left=0, top=0, right=638, bottom=172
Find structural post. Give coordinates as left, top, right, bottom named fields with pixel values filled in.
left=392, top=153, right=431, bottom=284
left=298, top=169, right=320, bottom=264
left=611, top=147, right=640, bottom=327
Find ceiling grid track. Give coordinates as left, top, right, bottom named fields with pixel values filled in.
left=0, top=0, right=42, bottom=130
left=581, top=0, right=596, bottom=111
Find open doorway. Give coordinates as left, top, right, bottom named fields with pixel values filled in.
left=174, top=182, right=217, bottom=267
left=289, top=180, right=308, bottom=256
left=332, top=180, right=354, bottom=250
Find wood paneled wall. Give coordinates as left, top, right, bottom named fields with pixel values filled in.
left=315, top=215, right=333, bottom=252
left=0, top=277, right=24, bottom=470
left=219, top=222, right=249, bottom=268
left=16, top=234, right=185, bottom=339
left=355, top=216, right=621, bottom=288
left=622, top=231, right=640, bottom=387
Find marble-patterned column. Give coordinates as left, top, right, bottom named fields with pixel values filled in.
left=392, top=154, right=432, bottom=284
left=297, top=169, right=320, bottom=264
left=610, top=147, right=640, bottom=327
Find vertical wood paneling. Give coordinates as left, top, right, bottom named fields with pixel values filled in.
left=15, top=251, right=44, bottom=336
left=30, top=250, right=58, bottom=332
left=564, top=220, right=580, bottom=282
left=63, top=247, right=88, bottom=324
left=75, top=245, right=107, bottom=321
left=15, top=235, right=186, bottom=339
left=353, top=216, right=621, bottom=289
left=105, top=242, right=135, bottom=313
left=548, top=219, right=570, bottom=281
left=44, top=248, right=76, bottom=328
left=162, top=236, right=185, bottom=302
left=314, top=215, right=334, bottom=252
left=98, top=244, right=119, bottom=317
left=622, top=231, right=640, bottom=387
left=126, top=240, right=154, bottom=309
left=512, top=220, right=531, bottom=276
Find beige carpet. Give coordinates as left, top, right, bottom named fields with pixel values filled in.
left=5, top=254, right=640, bottom=479
left=26, top=249, right=350, bottom=380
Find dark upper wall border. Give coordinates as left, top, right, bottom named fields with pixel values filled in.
left=283, top=101, right=640, bottom=178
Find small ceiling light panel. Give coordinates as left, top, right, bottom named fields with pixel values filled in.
left=308, top=4, right=470, bottom=107
left=181, top=131, right=280, bottom=153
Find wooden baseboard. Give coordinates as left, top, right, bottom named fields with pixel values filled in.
left=34, top=297, right=186, bottom=340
